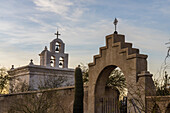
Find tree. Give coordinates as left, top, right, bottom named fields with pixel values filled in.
left=8, top=75, right=71, bottom=113
left=73, top=66, right=84, bottom=113
left=9, top=74, right=70, bottom=93
left=153, top=41, right=170, bottom=96
left=0, top=67, right=11, bottom=94
left=7, top=68, right=72, bottom=112
left=38, top=76, right=68, bottom=90
left=106, top=68, right=126, bottom=97
left=9, top=79, right=30, bottom=93
left=79, top=63, right=89, bottom=84
left=8, top=91, right=69, bottom=113
left=155, top=71, right=169, bottom=96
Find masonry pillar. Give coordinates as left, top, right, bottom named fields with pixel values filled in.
left=137, top=71, right=156, bottom=112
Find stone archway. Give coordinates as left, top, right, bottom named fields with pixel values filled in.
left=88, top=34, right=156, bottom=113
left=95, top=65, right=123, bottom=113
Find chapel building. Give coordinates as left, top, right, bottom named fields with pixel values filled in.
left=8, top=31, right=74, bottom=92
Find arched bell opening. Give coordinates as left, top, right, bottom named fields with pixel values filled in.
left=152, top=104, right=161, bottom=113
left=95, top=65, right=127, bottom=113
left=50, top=56, right=55, bottom=67
left=55, top=42, right=60, bottom=53
left=59, top=57, right=64, bottom=68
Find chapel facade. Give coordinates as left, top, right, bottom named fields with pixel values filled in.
left=39, top=31, right=68, bottom=68
left=8, top=31, right=74, bottom=92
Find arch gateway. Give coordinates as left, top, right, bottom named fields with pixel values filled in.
left=88, top=33, right=156, bottom=113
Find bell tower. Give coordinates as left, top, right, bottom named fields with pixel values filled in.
left=39, top=30, right=68, bottom=68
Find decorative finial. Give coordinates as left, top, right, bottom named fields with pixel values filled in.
left=44, top=46, right=47, bottom=50
left=113, top=18, right=118, bottom=34
left=11, top=65, right=14, bottom=70
left=29, top=59, right=34, bottom=65
left=54, top=30, right=61, bottom=39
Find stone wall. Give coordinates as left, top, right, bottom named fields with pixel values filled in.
left=146, top=95, right=170, bottom=113
left=0, top=85, right=120, bottom=113
left=0, top=86, right=88, bottom=113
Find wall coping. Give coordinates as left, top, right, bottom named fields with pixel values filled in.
left=146, top=95, right=170, bottom=101
left=8, top=64, right=74, bottom=74
left=0, top=85, right=88, bottom=97
left=146, top=95, right=170, bottom=98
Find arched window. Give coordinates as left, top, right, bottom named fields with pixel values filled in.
left=152, top=104, right=161, bottom=113
left=50, top=56, right=55, bottom=67
left=55, top=42, right=60, bottom=53
left=59, top=57, right=64, bottom=68
left=165, top=103, right=170, bottom=113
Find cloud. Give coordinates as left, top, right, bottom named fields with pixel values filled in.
left=0, top=21, right=14, bottom=31
left=33, top=0, right=73, bottom=15
left=118, top=19, right=169, bottom=52
left=33, top=0, right=82, bottom=21
left=32, top=0, right=89, bottom=22
left=65, top=18, right=169, bottom=73
left=152, top=0, right=170, bottom=12
left=0, top=0, right=170, bottom=76
left=0, top=17, right=168, bottom=72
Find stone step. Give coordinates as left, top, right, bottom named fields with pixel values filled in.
left=119, top=48, right=139, bottom=55
left=89, top=34, right=147, bottom=67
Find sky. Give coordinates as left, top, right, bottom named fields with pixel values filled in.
left=0, top=0, right=170, bottom=79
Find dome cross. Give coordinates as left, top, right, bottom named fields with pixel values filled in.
left=54, top=30, right=61, bottom=39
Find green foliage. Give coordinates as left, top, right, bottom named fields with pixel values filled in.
left=0, top=67, right=30, bottom=94
left=73, top=66, right=84, bottom=113
left=0, top=67, right=11, bottom=93
left=79, top=63, right=88, bottom=84
left=106, top=68, right=126, bottom=97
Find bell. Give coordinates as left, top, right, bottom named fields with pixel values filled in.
left=50, top=61, right=53, bottom=63
left=59, top=62, right=62, bottom=66
left=56, top=46, right=59, bottom=51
